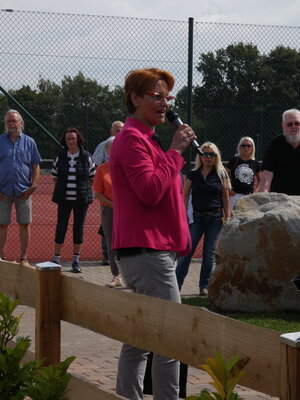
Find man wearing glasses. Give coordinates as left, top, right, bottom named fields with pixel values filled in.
left=257, top=108, right=300, bottom=194
left=0, top=110, right=41, bottom=267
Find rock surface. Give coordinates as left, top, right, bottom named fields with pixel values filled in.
left=209, top=192, right=300, bottom=311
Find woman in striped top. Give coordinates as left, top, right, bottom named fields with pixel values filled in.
left=51, top=128, right=95, bottom=273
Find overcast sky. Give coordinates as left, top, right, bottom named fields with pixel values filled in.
left=2, top=0, right=300, bottom=26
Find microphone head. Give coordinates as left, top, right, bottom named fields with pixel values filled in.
left=166, top=109, right=178, bottom=124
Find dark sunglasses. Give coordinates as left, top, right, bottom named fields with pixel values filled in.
left=287, top=122, right=300, bottom=127
left=201, top=152, right=217, bottom=158
left=240, top=144, right=252, bottom=148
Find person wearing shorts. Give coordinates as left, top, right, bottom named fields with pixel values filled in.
left=0, top=110, right=41, bottom=267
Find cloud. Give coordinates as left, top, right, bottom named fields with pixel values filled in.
left=2, top=0, right=300, bottom=26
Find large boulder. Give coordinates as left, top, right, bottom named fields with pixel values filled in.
left=209, top=193, right=300, bottom=311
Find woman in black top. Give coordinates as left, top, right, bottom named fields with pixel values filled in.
left=176, top=142, right=231, bottom=296
left=226, top=136, right=261, bottom=210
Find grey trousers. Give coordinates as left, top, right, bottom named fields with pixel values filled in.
left=101, top=205, right=119, bottom=276
left=115, top=250, right=180, bottom=400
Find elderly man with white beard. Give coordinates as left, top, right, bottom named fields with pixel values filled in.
left=257, top=108, right=300, bottom=195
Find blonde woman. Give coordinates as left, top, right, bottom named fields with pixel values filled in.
left=226, top=136, right=261, bottom=210
left=176, top=142, right=231, bottom=296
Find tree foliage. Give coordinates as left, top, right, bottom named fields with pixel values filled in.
left=0, top=72, right=128, bottom=159
left=193, top=43, right=300, bottom=159
left=1, top=45, right=300, bottom=161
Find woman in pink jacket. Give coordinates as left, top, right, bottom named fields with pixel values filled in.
left=110, top=68, right=197, bottom=400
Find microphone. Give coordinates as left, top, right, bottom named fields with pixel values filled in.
left=166, top=109, right=203, bottom=155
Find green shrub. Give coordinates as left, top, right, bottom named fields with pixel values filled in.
left=0, top=292, right=75, bottom=400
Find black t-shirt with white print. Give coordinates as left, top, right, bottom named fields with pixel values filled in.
left=227, top=157, right=260, bottom=194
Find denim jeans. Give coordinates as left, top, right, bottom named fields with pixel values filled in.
left=176, top=211, right=223, bottom=290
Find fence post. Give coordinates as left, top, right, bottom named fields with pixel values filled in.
left=35, top=262, right=61, bottom=365
left=186, top=16, right=194, bottom=172
left=280, top=332, right=300, bottom=400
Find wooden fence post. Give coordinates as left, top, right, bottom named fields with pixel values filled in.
left=280, top=332, right=300, bottom=400
left=35, top=262, right=61, bottom=365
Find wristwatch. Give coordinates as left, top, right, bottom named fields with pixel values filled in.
left=31, top=184, right=37, bottom=191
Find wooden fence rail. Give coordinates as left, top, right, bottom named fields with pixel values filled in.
left=1, top=260, right=299, bottom=399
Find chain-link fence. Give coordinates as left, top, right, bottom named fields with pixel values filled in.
left=1, top=9, right=300, bottom=261
left=192, top=21, right=300, bottom=160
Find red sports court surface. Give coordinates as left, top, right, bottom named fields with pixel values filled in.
left=5, top=174, right=203, bottom=262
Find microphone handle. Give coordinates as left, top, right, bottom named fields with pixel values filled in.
left=166, top=110, right=203, bottom=155
left=172, top=119, right=202, bottom=155
left=190, top=140, right=203, bottom=155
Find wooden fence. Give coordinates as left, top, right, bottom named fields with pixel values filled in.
left=0, top=260, right=299, bottom=400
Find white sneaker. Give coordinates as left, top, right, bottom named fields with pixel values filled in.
left=105, top=275, right=123, bottom=288
left=199, top=288, right=208, bottom=297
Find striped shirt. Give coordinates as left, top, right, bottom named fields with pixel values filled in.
left=52, top=151, right=95, bottom=201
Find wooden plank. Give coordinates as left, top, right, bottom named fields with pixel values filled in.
left=0, top=262, right=281, bottom=397
left=60, top=276, right=281, bottom=396
left=35, top=267, right=61, bottom=365
left=0, top=260, right=35, bottom=306
left=68, top=376, right=126, bottom=400
left=280, top=343, right=300, bottom=400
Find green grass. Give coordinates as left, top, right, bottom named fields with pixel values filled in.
left=182, top=297, right=300, bottom=333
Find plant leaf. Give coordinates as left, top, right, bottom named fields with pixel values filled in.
left=227, top=370, right=246, bottom=396
left=200, top=364, right=225, bottom=397
left=229, top=357, right=250, bottom=379
left=206, top=357, right=226, bottom=386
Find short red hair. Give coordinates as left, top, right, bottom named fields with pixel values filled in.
left=125, top=68, right=175, bottom=114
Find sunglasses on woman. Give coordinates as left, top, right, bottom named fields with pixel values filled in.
left=201, top=152, right=217, bottom=158
left=240, top=144, right=252, bottom=148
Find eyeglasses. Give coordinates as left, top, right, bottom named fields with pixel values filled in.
left=240, top=144, right=252, bottom=148
left=201, top=152, right=217, bottom=158
left=144, top=92, right=175, bottom=102
left=6, top=119, right=21, bottom=123
left=287, top=122, right=300, bottom=127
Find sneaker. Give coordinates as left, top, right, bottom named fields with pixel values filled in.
left=101, top=259, right=110, bottom=266
left=105, top=275, right=123, bottom=288
left=72, top=260, right=82, bottom=273
left=199, top=288, right=208, bottom=297
left=20, top=259, right=31, bottom=268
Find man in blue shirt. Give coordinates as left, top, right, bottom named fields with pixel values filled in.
left=0, top=110, right=42, bottom=267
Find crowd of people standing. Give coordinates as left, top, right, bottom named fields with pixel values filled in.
left=1, top=80, right=300, bottom=400
left=1, top=107, right=300, bottom=274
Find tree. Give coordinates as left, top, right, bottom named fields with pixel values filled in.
left=193, top=43, right=300, bottom=160
left=0, top=73, right=128, bottom=158
left=57, top=72, right=127, bottom=153
left=261, top=46, right=300, bottom=108
left=195, top=43, right=263, bottom=109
